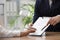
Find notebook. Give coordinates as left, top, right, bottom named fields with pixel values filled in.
left=29, top=17, right=50, bottom=36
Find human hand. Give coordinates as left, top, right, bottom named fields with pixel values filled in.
left=28, top=23, right=33, bottom=28
left=20, top=28, right=36, bottom=37
left=28, top=23, right=36, bottom=33
left=27, top=28, right=36, bottom=33
left=20, top=23, right=36, bottom=37
left=47, top=15, right=60, bottom=26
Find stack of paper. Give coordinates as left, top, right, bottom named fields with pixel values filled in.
left=29, top=17, right=50, bottom=36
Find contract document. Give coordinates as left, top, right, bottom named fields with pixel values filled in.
left=29, top=17, right=51, bottom=36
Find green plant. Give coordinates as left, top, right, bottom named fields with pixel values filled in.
left=22, top=4, right=34, bottom=26
left=22, top=15, right=32, bottom=26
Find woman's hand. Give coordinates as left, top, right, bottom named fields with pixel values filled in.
left=47, top=15, right=60, bottom=26
left=28, top=23, right=36, bottom=33
left=20, top=28, right=36, bottom=37
left=20, top=23, right=36, bottom=37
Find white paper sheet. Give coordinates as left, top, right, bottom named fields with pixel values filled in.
left=29, top=17, right=50, bottom=35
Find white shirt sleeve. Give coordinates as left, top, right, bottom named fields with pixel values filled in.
left=0, top=26, right=20, bottom=37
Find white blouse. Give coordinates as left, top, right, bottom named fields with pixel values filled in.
left=0, top=25, right=20, bottom=37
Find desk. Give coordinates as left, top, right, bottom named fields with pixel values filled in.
left=20, top=32, right=60, bottom=40
left=0, top=37, right=20, bottom=40
left=0, top=32, right=60, bottom=40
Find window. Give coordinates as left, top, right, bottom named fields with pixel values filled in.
left=4, top=0, right=20, bottom=30
left=2, top=0, right=36, bottom=30
left=0, top=4, right=4, bottom=26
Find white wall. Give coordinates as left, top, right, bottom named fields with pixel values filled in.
left=0, top=0, right=5, bottom=4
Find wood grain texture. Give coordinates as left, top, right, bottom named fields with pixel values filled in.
left=0, top=32, right=60, bottom=40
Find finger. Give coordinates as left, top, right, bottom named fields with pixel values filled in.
left=53, top=22, right=57, bottom=26
left=29, top=23, right=33, bottom=26
left=30, top=29, right=36, bottom=33
left=27, top=27, right=36, bottom=30
left=50, top=17, right=57, bottom=26
left=46, top=21, right=49, bottom=26
left=29, top=23, right=33, bottom=28
left=53, top=20, right=58, bottom=26
left=50, top=19, right=56, bottom=25
left=46, top=18, right=52, bottom=26
left=49, top=17, right=55, bottom=25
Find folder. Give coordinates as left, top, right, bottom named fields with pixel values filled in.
left=29, top=17, right=50, bottom=36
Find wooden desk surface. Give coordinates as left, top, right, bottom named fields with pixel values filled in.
left=0, top=37, right=20, bottom=40
left=20, top=32, right=60, bottom=40
left=0, top=32, right=60, bottom=40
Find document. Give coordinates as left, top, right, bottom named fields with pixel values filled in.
left=29, top=17, right=50, bottom=36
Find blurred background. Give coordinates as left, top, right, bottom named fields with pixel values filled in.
left=0, top=0, right=36, bottom=30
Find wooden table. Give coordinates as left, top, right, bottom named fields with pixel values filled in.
left=0, top=32, right=60, bottom=40
left=20, top=32, right=60, bottom=40
left=0, top=37, right=20, bottom=40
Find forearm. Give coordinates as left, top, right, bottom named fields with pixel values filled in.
left=0, top=30, right=20, bottom=37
